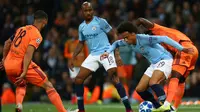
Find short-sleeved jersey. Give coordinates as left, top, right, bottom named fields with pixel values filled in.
left=149, top=23, right=191, bottom=52
left=78, top=16, right=112, bottom=55
left=7, top=25, right=42, bottom=60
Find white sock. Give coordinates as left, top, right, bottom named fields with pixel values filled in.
left=164, top=101, right=170, bottom=107
left=16, top=103, right=23, bottom=109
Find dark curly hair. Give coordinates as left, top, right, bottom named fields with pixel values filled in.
left=117, top=21, right=138, bottom=34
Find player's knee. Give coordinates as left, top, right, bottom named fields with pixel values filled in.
left=136, top=86, right=145, bottom=93
left=149, top=79, right=159, bottom=86
left=42, top=80, right=54, bottom=89
left=171, top=70, right=182, bottom=79
left=179, top=76, right=185, bottom=83
left=111, top=75, right=120, bottom=85
left=75, top=76, right=84, bottom=85
left=107, top=68, right=117, bottom=77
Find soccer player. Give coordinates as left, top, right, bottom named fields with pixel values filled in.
left=136, top=18, right=199, bottom=111
left=68, top=2, right=133, bottom=112
left=1, top=10, right=78, bottom=112
left=101, top=21, right=192, bottom=110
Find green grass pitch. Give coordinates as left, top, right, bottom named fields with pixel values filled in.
left=2, top=102, right=200, bottom=112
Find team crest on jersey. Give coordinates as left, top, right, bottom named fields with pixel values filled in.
left=92, top=26, right=96, bottom=31
left=36, top=38, right=41, bottom=43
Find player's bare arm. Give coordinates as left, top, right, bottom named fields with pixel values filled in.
left=0, top=38, right=12, bottom=70
left=2, top=38, right=12, bottom=61
left=136, top=18, right=154, bottom=29
left=69, top=41, right=85, bottom=71
left=108, top=29, right=123, bottom=66
left=15, top=45, right=35, bottom=85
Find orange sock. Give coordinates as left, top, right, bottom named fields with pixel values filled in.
left=173, top=83, right=185, bottom=109
left=84, top=86, right=90, bottom=104
left=46, top=88, right=66, bottom=112
left=89, top=86, right=100, bottom=104
left=163, top=84, right=168, bottom=95
left=166, top=78, right=179, bottom=103
left=16, top=86, right=26, bottom=105
left=132, top=90, right=143, bottom=103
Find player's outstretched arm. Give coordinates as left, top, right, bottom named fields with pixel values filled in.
left=106, top=40, right=127, bottom=53
left=136, top=18, right=154, bottom=29
left=153, top=35, right=194, bottom=54
left=148, top=35, right=183, bottom=51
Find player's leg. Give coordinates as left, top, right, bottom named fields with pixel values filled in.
left=149, top=70, right=167, bottom=104
left=74, top=67, right=92, bottom=112
left=15, top=85, right=26, bottom=112
left=25, top=65, right=68, bottom=112
left=5, top=71, right=26, bottom=112
left=136, top=74, right=161, bottom=108
left=149, top=59, right=173, bottom=104
left=173, top=82, right=185, bottom=109
left=166, top=44, right=198, bottom=108
left=101, top=52, right=133, bottom=112
left=75, top=54, right=99, bottom=112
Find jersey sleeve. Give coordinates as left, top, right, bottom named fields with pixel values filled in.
left=106, top=39, right=128, bottom=53
left=99, top=18, right=112, bottom=33
left=78, top=25, right=85, bottom=41
left=29, top=33, right=42, bottom=49
left=139, top=34, right=183, bottom=51
left=149, top=23, right=162, bottom=31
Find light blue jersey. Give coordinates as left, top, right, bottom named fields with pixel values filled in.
left=107, top=34, right=184, bottom=64
left=79, top=16, right=112, bottom=55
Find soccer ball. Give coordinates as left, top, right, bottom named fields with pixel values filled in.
left=139, top=101, right=154, bottom=112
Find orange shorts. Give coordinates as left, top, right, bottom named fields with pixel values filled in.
left=172, top=42, right=198, bottom=77
left=117, top=65, right=133, bottom=79
left=5, top=60, right=47, bottom=87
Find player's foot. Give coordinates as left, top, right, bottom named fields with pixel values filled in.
left=169, top=105, right=176, bottom=112
left=15, top=104, right=22, bottom=112
left=152, top=105, right=170, bottom=112
left=67, top=108, right=79, bottom=112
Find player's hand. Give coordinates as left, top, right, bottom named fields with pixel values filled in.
left=115, top=55, right=123, bottom=66
left=100, top=52, right=109, bottom=60
left=182, top=48, right=194, bottom=54
left=15, top=72, right=26, bottom=85
left=68, top=58, right=75, bottom=72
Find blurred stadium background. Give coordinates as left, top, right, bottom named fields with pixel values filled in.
left=0, top=0, right=200, bottom=111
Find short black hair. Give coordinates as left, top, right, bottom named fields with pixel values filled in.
left=34, top=10, right=48, bottom=20
left=117, top=21, right=138, bottom=34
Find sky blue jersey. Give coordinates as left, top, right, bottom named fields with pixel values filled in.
left=79, top=16, right=112, bottom=55
left=107, top=34, right=184, bottom=64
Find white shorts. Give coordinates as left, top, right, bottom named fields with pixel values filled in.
left=69, top=67, right=80, bottom=78
left=144, top=59, right=173, bottom=78
left=81, top=52, right=117, bottom=72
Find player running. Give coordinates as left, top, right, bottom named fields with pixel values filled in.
left=101, top=21, right=193, bottom=111
left=136, top=18, right=199, bottom=111
left=68, top=2, right=133, bottom=112
left=0, top=10, right=78, bottom=112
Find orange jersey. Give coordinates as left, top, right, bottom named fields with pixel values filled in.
left=150, top=23, right=198, bottom=71
left=5, top=25, right=42, bottom=70
left=64, top=39, right=88, bottom=67
left=150, top=23, right=191, bottom=52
